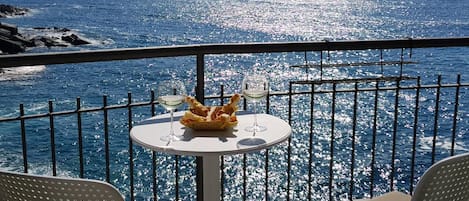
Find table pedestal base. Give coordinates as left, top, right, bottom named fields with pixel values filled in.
left=203, top=155, right=221, bottom=201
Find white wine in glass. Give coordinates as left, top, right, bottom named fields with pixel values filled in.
left=157, top=79, right=186, bottom=143
left=242, top=74, right=269, bottom=132
left=158, top=95, right=185, bottom=110
left=243, top=89, right=268, bottom=102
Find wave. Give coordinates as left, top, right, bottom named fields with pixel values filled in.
left=0, top=151, right=76, bottom=177
left=0, top=65, right=46, bottom=81
left=418, top=136, right=468, bottom=152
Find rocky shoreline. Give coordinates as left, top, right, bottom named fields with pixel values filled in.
left=0, top=4, right=28, bottom=18
left=0, top=4, right=91, bottom=54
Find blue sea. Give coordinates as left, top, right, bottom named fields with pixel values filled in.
left=1, top=0, right=469, bottom=200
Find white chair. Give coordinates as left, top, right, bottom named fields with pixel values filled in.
left=357, top=152, right=469, bottom=201
left=0, top=169, right=125, bottom=201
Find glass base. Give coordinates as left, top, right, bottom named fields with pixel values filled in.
left=244, top=125, right=267, bottom=132
left=160, top=134, right=182, bottom=143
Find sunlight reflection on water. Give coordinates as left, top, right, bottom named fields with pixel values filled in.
left=195, top=0, right=380, bottom=40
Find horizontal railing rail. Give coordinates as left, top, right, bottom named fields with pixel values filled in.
left=1, top=37, right=469, bottom=68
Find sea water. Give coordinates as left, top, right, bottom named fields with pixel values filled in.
left=1, top=0, right=468, bottom=200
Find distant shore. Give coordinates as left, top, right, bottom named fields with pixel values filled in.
left=0, top=4, right=28, bottom=18
left=0, top=4, right=91, bottom=54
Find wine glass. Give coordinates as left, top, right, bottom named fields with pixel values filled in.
left=242, top=74, right=269, bottom=132
left=157, top=79, right=186, bottom=143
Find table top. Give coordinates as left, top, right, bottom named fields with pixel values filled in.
left=130, top=111, right=292, bottom=156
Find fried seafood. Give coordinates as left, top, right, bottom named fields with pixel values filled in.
left=180, top=94, right=240, bottom=130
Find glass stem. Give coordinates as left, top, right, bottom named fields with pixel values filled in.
left=169, top=109, right=174, bottom=137
left=253, top=101, right=258, bottom=128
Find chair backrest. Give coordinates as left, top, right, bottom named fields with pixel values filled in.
left=0, top=169, right=124, bottom=201
left=412, top=152, right=469, bottom=201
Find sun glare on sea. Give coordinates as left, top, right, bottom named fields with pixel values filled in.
left=196, top=0, right=379, bottom=40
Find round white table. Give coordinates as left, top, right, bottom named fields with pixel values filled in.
left=130, top=111, right=291, bottom=201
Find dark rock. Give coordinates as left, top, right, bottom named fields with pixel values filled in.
left=62, top=34, right=91, bottom=45
left=30, top=36, right=45, bottom=47
left=0, top=4, right=29, bottom=18
left=33, top=27, right=71, bottom=33
left=31, top=36, right=67, bottom=47
left=0, top=28, right=12, bottom=37
left=11, top=34, right=35, bottom=47
left=0, top=19, right=90, bottom=53
left=0, top=22, right=18, bottom=35
left=0, top=35, right=26, bottom=53
left=54, top=27, right=71, bottom=32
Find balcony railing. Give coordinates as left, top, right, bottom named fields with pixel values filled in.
left=0, top=37, right=468, bottom=200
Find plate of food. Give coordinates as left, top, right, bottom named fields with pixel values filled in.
left=179, top=94, right=240, bottom=130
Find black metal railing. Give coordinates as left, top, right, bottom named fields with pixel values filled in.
left=287, top=75, right=467, bottom=200
left=0, top=37, right=468, bottom=200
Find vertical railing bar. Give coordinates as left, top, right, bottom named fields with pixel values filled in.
left=408, top=38, right=413, bottom=59
left=265, top=83, right=270, bottom=200
left=243, top=94, right=248, bottom=110
left=175, top=155, right=179, bottom=201
left=380, top=49, right=384, bottom=76
left=266, top=86, right=270, bottom=114
left=20, top=104, right=28, bottom=173
left=151, top=90, right=156, bottom=115
left=195, top=53, right=205, bottom=201
left=431, top=75, right=441, bottom=164
left=286, top=82, right=293, bottom=201
left=370, top=81, right=379, bottom=198
left=264, top=149, right=269, bottom=201
left=304, top=51, right=309, bottom=80
left=390, top=79, right=400, bottom=190
left=243, top=153, right=247, bottom=201
left=150, top=90, right=158, bottom=201
left=127, top=92, right=135, bottom=201
left=220, top=85, right=225, bottom=105
left=77, top=97, right=84, bottom=178
left=410, top=76, right=421, bottom=194
left=219, top=84, right=225, bottom=200
left=49, top=100, right=57, bottom=176
left=103, top=95, right=111, bottom=183
left=320, top=51, right=323, bottom=80
left=173, top=84, right=180, bottom=200
left=450, top=74, right=461, bottom=156
left=329, top=83, right=337, bottom=201
left=308, top=83, right=315, bottom=201
left=399, top=48, right=404, bottom=77
left=349, top=82, right=358, bottom=201
left=195, top=157, right=203, bottom=200
left=195, top=54, right=205, bottom=103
